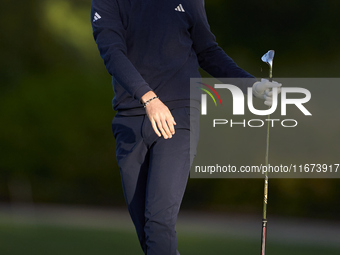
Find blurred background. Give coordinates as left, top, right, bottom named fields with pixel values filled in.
left=1, top=0, right=339, bottom=254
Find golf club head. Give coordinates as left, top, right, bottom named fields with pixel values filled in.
left=261, top=50, right=275, bottom=68
left=262, top=50, right=275, bottom=80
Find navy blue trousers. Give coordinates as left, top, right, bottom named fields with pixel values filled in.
left=112, top=107, right=199, bottom=255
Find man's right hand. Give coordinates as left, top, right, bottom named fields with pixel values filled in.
left=141, top=91, right=176, bottom=139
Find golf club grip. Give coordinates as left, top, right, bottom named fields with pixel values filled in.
left=261, top=219, right=267, bottom=255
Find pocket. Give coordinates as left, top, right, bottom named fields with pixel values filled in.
left=170, top=107, right=190, bottom=131
left=184, top=107, right=200, bottom=129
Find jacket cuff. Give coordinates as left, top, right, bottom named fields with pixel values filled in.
left=134, top=84, right=153, bottom=102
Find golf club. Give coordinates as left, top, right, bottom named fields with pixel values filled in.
left=260, top=50, right=275, bottom=255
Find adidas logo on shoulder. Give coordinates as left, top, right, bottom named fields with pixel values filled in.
left=175, top=4, right=185, bottom=12
left=93, top=12, right=101, bottom=22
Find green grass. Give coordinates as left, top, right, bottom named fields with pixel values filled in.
left=178, top=233, right=340, bottom=255
left=0, top=221, right=339, bottom=255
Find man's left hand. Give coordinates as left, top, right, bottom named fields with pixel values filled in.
left=252, top=79, right=282, bottom=106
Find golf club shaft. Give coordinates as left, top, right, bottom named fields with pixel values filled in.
left=261, top=123, right=269, bottom=255
left=261, top=66, right=273, bottom=255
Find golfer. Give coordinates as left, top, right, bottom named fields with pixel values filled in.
left=91, top=1, right=279, bottom=254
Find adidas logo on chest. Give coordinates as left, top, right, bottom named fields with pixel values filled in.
left=175, top=4, right=185, bottom=12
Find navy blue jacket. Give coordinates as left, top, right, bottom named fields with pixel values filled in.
left=91, top=0, right=256, bottom=114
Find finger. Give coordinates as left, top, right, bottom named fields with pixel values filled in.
left=156, top=119, right=168, bottom=139
left=271, top=82, right=282, bottom=88
left=264, top=96, right=273, bottom=106
left=265, top=81, right=282, bottom=89
left=161, top=118, right=172, bottom=138
left=264, top=94, right=272, bottom=101
left=167, top=118, right=175, bottom=135
left=172, top=116, right=177, bottom=126
left=167, top=114, right=176, bottom=134
left=168, top=121, right=175, bottom=135
left=264, top=100, right=272, bottom=106
left=151, top=119, right=162, bottom=137
left=265, top=89, right=271, bottom=96
left=267, top=86, right=282, bottom=97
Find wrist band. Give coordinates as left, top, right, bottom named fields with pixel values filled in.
left=143, top=96, right=159, bottom=108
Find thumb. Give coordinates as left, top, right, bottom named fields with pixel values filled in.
left=264, top=81, right=282, bottom=89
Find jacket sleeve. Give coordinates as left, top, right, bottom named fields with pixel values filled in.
left=91, top=0, right=152, bottom=100
left=190, top=1, right=257, bottom=90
